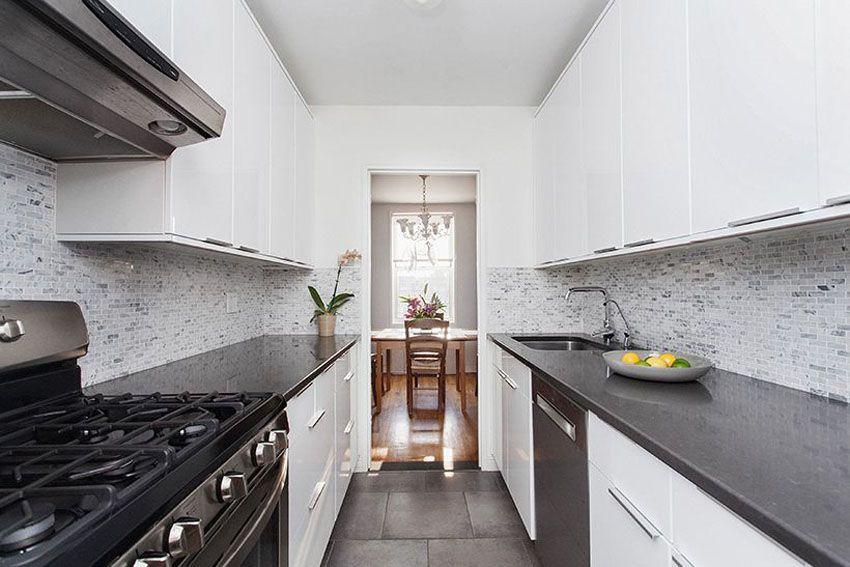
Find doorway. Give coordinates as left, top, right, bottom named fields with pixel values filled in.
left=368, top=171, right=479, bottom=470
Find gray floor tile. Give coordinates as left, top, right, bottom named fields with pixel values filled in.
left=465, top=491, right=527, bottom=538
left=427, top=538, right=537, bottom=566
left=323, top=539, right=428, bottom=567
left=331, top=491, right=388, bottom=540
left=383, top=492, right=473, bottom=539
left=350, top=471, right=505, bottom=493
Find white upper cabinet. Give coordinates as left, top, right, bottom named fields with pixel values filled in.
left=294, top=100, right=315, bottom=265
left=532, top=103, right=556, bottom=264
left=234, top=2, right=271, bottom=253
left=688, top=0, right=818, bottom=233
left=620, top=0, right=689, bottom=245
left=269, top=60, right=297, bottom=260
left=108, top=0, right=172, bottom=56
left=169, top=0, right=235, bottom=245
left=816, top=0, right=850, bottom=206
left=551, top=60, right=587, bottom=260
left=582, top=2, right=622, bottom=253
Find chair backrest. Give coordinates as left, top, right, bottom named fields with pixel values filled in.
left=404, top=318, right=449, bottom=373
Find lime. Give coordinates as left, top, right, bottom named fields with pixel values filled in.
left=672, top=358, right=691, bottom=368
left=635, top=360, right=651, bottom=367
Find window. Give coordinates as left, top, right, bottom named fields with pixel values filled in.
left=391, top=212, right=455, bottom=324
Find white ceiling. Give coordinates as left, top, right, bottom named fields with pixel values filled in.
left=371, top=173, right=477, bottom=204
left=245, top=0, right=609, bottom=106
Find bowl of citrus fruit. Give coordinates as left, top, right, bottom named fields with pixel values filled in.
left=602, top=350, right=713, bottom=383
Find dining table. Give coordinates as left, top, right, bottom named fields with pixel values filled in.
left=370, top=327, right=478, bottom=413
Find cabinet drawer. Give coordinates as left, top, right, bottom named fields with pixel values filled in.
left=501, top=352, right=531, bottom=400
left=587, top=413, right=671, bottom=536
left=291, top=459, right=336, bottom=567
left=490, top=342, right=504, bottom=371
left=671, top=473, right=802, bottom=567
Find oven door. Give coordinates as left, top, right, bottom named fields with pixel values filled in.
left=186, top=449, right=288, bottom=567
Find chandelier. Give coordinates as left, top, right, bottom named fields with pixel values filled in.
left=396, top=175, right=452, bottom=245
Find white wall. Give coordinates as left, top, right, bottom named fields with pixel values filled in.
left=312, top=106, right=535, bottom=268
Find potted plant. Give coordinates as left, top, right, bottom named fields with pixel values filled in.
left=309, top=249, right=361, bottom=336
left=400, top=284, right=447, bottom=320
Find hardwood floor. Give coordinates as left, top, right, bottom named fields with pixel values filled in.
left=371, top=373, right=478, bottom=469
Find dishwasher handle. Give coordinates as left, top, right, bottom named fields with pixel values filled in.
left=535, top=394, right=576, bottom=442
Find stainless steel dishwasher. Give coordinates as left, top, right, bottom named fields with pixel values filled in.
left=532, top=373, right=590, bottom=567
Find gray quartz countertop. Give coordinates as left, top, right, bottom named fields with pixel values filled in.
left=85, top=334, right=359, bottom=402
left=489, top=333, right=850, bottom=567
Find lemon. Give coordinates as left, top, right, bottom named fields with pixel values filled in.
left=672, top=358, right=691, bottom=368
left=660, top=353, right=677, bottom=367
left=645, top=356, right=667, bottom=368
left=621, top=352, right=641, bottom=365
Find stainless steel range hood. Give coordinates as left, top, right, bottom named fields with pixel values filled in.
left=0, top=0, right=226, bottom=161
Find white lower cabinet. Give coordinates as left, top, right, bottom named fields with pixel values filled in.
left=288, top=343, right=359, bottom=567
left=493, top=346, right=535, bottom=539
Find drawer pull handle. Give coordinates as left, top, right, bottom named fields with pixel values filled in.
left=607, top=486, right=661, bottom=539
left=307, top=409, right=325, bottom=429
left=343, top=370, right=354, bottom=382
left=237, top=245, right=260, bottom=253
left=727, top=207, right=800, bottom=227
left=344, top=420, right=354, bottom=435
left=536, top=394, right=575, bottom=442
left=624, top=238, right=654, bottom=248
left=204, top=237, right=233, bottom=247
left=307, top=481, right=326, bottom=510
left=671, top=550, right=695, bottom=567
left=826, top=194, right=850, bottom=206
left=497, top=368, right=517, bottom=389
left=593, top=246, right=617, bottom=254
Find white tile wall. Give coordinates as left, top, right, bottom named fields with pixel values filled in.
left=488, top=223, right=850, bottom=402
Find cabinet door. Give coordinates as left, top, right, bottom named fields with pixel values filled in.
left=491, top=363, right=504, bottom=471
left=507, top=385, right=534, bottom=539
left=169, top=0, right=234, bottom=245
left=293, top=101, right=315, bottom=265
left=269, top=61, right=297, bottom=259
left=551, top=61, right=587, bottom=260
left=689, top=0, right=818, bottom=233
left=234, top=3, right=271, bottom=254
left=108, top=0, right=172, bottom=56
left=335, top=361, right=354, bottom=515
left=589, top=462, right=671, bottom=567
left=621, top=0, right=689, bottom=245
left=533, top=102, right=556, bottom=264
left=501, top=375, right=511, bottom=483
left=816, top=0, right=850, bottom=206
left=582, top=2, right=622, bottom=253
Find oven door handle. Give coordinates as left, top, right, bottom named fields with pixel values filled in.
left=217, top=450, right=288, bottom=567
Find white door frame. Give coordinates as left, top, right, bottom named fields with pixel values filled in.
left=356, top=165, right=492, bottom=472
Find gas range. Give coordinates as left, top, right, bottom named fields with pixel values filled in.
left=0, top=301, right=288, bottom=567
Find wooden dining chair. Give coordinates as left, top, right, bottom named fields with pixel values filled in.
left=371, top=352, right=381, bottom=415
left=404, top=318, right=449, bottom=416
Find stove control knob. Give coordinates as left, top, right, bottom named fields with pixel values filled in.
left=133, top=552, right=172, bottom=567
left=266, top=429, right=288, bottom=454
left=217, top=471, right=248, bottom=503
left=253, top=441, right=276, bottom=466
left=167, top=517, right=204, bottom=559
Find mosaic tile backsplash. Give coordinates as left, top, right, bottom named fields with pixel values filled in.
left=0, top=144, right=360, bottom=387
left=488, top=223, right=850, bottom=402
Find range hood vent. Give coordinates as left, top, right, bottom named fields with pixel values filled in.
left=0, top=0, right=225, bottom=162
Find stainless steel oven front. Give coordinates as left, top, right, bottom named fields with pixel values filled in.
left=112, top=410, right=289, bottom=567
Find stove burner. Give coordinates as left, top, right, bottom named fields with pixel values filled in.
left=0, top=501, right=56, bottom=552
left=170, top=423, right=208, bottom=447
left=79, top=428, right=123, bottom=445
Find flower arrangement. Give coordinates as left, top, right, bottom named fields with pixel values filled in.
left=309, top=249, right=361, bottom=335
left=400, top=284, right=447, bottom=320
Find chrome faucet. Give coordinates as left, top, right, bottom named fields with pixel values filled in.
left=566, top=286, right=632, bottom=348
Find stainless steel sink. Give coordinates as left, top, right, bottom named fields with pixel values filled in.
left=511, top=335, right=609, bottom=351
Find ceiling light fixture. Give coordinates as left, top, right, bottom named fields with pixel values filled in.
left=396, top=175, right=452, bottom=265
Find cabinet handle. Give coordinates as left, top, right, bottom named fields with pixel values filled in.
left=344, top=420, right=354, bottom=435
left=727, top=207, right=800, bottom=227
left=593, top=246, right=617, bottom=254
left=496, top=368, right=508, bottom=381
left=624, top=238, right=654, bottom=248
left=505, top=376, right=518, bottom=390
left=237, top=245, right=260, bottom=253
left=671, top=550, right=695, bottom=567
left=535, top=394, right=576, bottom=442
left=607, top=487, right=661, bottom=539
left=826, top=194, right=850, bottom=206
left=204, top=237, right=233, bottom=247
left=307, top=481, right=326, bottom=510
left=343, top=370, right=354, bottom=382
left=307, top=408, right=325, bottom=429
